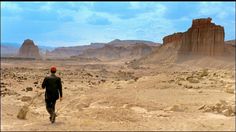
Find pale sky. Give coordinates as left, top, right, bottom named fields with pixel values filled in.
left=1, top=2, right=235, bottom=47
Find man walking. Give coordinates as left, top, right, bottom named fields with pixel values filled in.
left=42, top=66, right=62, bottom=123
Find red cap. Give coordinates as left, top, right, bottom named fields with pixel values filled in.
left=50, top=66, right=57, bottom=73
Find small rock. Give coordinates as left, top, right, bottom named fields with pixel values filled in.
left=33, top=81, right=38, bottom=84
left=215, top=102, right=221, bottom=107
left=17, top=105, right=29, bottom=119
left=220, top=105, right=227, bottom=111
left=193, top=86, right=200, bottom=89
left=198, top=90, right=203, bottom=93
left=168, top=80, right=175, bottom=83
left=185, top=85, right=193, bottom=89
left=231, top=105, right=235, bottom=113
left=222, top=109, right=231, bottom=116
left=131, top=106, right=148, bottom=113
left=219, top=100, right=227, bottom=106
left=86, top=73, right=93, bottom=77
left=21, top=96, right=32, bottom=102
left=165, top=105, right=183, bottom=112
left=178, top=82, right=182, bottom=86
left=122, top=104, right=129, bottom=108
left=225, top=87, right=235, bottom=94
left=200, top=69, right=209, bottom=77
left=203, top=107, right=212, bottom=112
left=101, top=79, right=106, bottom=83
left=134, top=77, right=139, bottom=82
left=26, top=87, right=33, bottom=92
left=186, top=77, right=199, bottom=83
left=198, top=105, right=205, bottom=110
left=116, top=85, right=122, bottom=89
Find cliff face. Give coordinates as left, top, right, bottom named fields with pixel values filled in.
left=18, top=39, right=41, bottom=59
left=132, top=17, right=234, bottom=67
left=163, top=17, right=225, bottom=56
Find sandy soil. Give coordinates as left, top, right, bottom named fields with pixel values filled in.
left=1, top=59, right=235, bottom=131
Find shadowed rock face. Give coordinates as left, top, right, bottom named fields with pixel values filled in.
left=19, top=39, right=41, bottom=59
left=163, top=17, right=225, bottom=56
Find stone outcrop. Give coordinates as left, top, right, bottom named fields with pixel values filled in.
left=18, top=39, right=41, bottom=59
left=163, top=17, right=225, bottom=56
left=163, top=32, right=183, bottom=44
left=130, top=17, right=234, bottom=67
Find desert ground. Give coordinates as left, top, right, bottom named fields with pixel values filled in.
left=1, top=58, right=235, bottom=131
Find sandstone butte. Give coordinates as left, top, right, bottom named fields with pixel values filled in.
left=162, top=17, right=226, bottom=56
left=18, top=39, right=41, bottom=59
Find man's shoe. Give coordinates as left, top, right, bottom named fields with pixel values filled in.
left=51, top=113, right=56, bottom=123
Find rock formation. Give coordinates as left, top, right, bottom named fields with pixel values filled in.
left=163, top=32, right=183, bottom=44
left=79, top=43, right=158, bottom=60
left=163, top=17, right=225, bottom=56
left=18, top=39, right=41, bottom=59
left=131, top=17, right=234, bottom=67
left=46, top=39, right=159, bottom=59
left=46, top=43, right=106, bottom=59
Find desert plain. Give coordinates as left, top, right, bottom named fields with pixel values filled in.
left=1, top=56, right=235, bottom=131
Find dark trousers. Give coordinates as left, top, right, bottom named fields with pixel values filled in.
left=45, top=99, right=56, bottom=117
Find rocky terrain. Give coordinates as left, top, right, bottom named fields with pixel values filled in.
left=0, top=59, right=235, bottom=131
left=1, top=17, right=235, bottom=131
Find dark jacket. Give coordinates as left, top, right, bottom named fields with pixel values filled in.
left=42, top=74, right=62, bottom=101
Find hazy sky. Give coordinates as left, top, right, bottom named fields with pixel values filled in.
left=1, top=2, right=235, bottom=47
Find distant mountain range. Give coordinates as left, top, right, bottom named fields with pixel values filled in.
left=1, top=39, right=234, bottom=59
left=45, top=39, right=161, bottom=59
